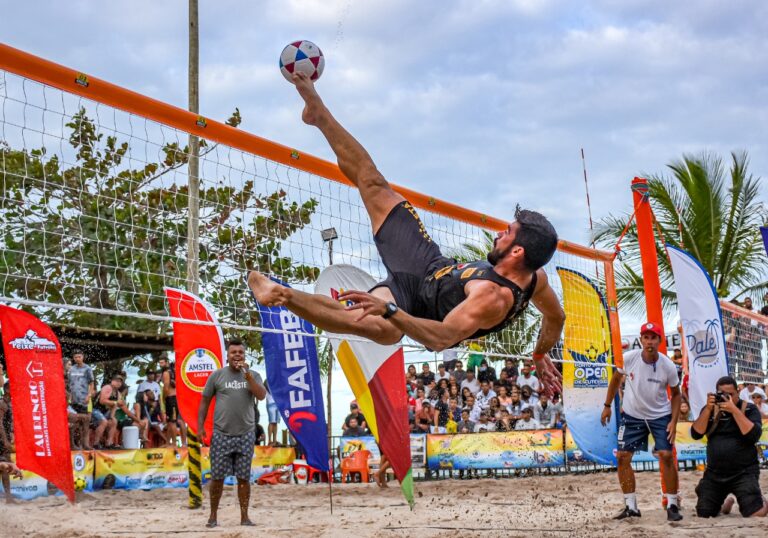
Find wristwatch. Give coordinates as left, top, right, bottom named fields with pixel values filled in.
left=382, top=302, right=399, bottom=319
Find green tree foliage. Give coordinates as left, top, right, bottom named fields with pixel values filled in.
left=0, top=108, right=319, bottom=349
left=447, top=231, right=541, bottom=360
left=593, top=151, right=767, bottom=314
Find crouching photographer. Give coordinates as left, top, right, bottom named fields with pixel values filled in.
left=691, top=376, right=768, bottom=518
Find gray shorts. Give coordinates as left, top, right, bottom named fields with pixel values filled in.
left=210, top=431, right=255, bottom=481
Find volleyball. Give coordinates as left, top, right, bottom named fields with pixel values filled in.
left=279, top=40, right=325, bottom=83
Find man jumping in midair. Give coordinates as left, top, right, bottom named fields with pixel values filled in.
left=248, top=72, right=565, bottom=395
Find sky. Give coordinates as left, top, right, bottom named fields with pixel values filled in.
left=3, top=0, right=767, bottom=428
left=2, top=0, right=766, bottom=248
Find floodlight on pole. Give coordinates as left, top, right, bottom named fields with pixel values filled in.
left=320, top=227, right=338, bottom=265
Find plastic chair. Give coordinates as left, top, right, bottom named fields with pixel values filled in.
left=308, top=465, right=329, bottom=483
left=340, top=449, right=371, bottom=483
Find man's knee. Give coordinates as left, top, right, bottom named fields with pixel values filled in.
left=657, top=450, right=674, bottom=463
left=695, top=505, right=720, bottom=518
left=357, top=165, right=387, bottom=189
left=616, top=450, right=633, bottom=465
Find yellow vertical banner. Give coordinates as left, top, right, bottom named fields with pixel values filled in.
left=557, top=268, right=616, bottom=465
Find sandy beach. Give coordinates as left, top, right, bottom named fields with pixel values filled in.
left=1, top=470, right=767, bottom=537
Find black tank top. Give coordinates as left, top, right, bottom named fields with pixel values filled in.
left=94, top=386, right=118, bottom=415
left=420, top=260, right=537, bottom=342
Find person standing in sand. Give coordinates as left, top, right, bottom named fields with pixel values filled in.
left=198, top=338, right=266, bottom=528
left=601, top=322, right=682, bottom=522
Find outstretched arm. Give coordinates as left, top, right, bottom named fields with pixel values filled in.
left=339, top=284, right=506, bottom=352
left=529, top=271, right=565, bottom=395
left=530, top=272, right=566, bottom=356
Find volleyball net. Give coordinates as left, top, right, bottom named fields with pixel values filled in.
left=0, top=43, right=621, bottom=365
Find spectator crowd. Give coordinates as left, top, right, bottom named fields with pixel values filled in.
left=341, top=350, right=568, bottom=437
left=60, top=351, right=187, bottom=450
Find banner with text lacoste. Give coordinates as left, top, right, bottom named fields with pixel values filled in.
left=667, top=245, right=728, bottom=420
left=255, top=277, right=329, bottom=472
left=164, top=288, right=224, bottom=442
left=0, top=306, right=74, bottom=502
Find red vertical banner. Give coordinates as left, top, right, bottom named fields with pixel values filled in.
left=631, top=177, right=666, bottom=350
left=0, top=306, right=74, bottom=502
left=163, top=288, right=224, bottom=444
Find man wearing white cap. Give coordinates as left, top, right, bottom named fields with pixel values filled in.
left=601, top=322, right=683, bottom=522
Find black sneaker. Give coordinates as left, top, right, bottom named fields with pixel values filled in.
left=614, top=506, right=641, bottom=520
left=667, top=504, right=683, bottom=522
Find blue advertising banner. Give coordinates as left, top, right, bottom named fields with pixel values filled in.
left=762, top=226, right=768, bottom=256
left=256, top=278, right=329, bottom=471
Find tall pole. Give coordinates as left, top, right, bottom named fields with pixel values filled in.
left=185, top=0, right=203, bottom=511
left=325, top=237, right=335, bottom=511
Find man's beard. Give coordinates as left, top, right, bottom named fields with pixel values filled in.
left=487, top=240, right=513, bottom=266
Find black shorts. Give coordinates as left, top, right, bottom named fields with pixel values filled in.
left=210, top=431, right=255, bottom=481
left=695, top=467, right=765, bottom=517
left=371, top=201, right=453, bottom=314
left=165, top=396, right=180, bottom=422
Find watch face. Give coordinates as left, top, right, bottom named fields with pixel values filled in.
left=384, top=302, right=398, bottom=318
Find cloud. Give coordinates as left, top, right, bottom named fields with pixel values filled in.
left=1, top=0, right=765, bottom=250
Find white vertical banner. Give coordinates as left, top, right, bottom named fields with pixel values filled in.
left=667, top=245, right=729, bottom=419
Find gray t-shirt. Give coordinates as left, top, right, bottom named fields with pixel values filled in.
left=202, top=367, right=262, bottom=436
left=67, top=364, right=94, bottom=405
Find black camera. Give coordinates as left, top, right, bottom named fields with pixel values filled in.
left=715, top=391, right=730, bottom=403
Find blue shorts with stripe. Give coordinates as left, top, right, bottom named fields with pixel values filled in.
left=617, top=412, right=674, bottom=453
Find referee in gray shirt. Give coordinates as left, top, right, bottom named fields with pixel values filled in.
left=199, top=337, right=266, bottom=528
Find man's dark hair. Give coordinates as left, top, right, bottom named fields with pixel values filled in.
left=72, top=349, right=84, bottom=356
left=227, top=337, right=245, bottom=349
left=512, top=206, right=558, bottom=271
left=716, top=376, right=738, bottom=390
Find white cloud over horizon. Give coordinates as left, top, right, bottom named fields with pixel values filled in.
left=1, top=0, right=766, bottom=248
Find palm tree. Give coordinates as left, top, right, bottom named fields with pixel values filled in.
left=593, top=151, right=767, bottom=314
left=447, top=232, right=541, bottom=360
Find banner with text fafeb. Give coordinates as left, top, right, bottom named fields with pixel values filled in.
left=164, top=288, right=224, bottom=443
left=0, top=306, right=74, bottom=502
left=255, top=277, right=329, bottom=472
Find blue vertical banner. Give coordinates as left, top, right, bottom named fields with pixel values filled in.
left=761, top=226, right=768, bottom=256
left=254, top=278, right=329, bottom=471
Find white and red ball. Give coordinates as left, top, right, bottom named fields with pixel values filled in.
left=279, top=40, right=325, bottom=83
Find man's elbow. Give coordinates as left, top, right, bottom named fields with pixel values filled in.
left=553, top=309, right=566, bottom=328
left=431, top=342, right=449, bottom=353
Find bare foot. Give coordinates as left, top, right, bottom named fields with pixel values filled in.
left=375, top=472, right=388, bottom=488
left=721, top=494, right=735, bottom=515
left=248, top=271, right=291, bottom=307
left=291, top=72, right=326, bottom=126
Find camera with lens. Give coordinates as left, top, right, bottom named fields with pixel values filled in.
left=715, top=391, right=730, bottom=403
